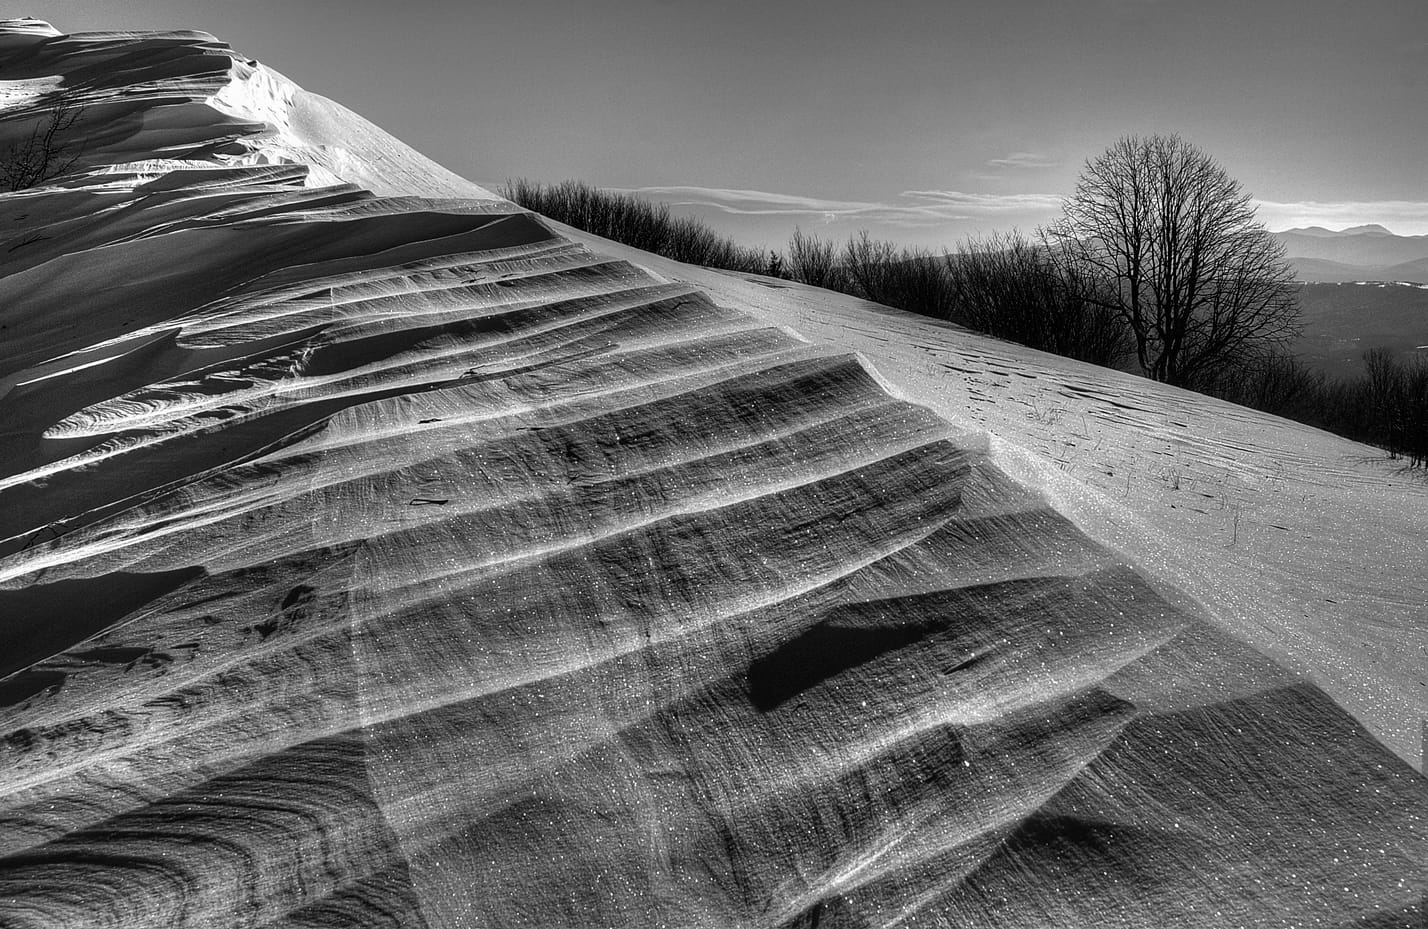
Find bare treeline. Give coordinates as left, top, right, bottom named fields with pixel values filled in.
left=501, top=179, right=771, bottom=272
left=504, top=178, right=1427, bottom=468
left=1197, top=348, right=1425, bottom=465
left=764, top=227, right=1133, bottom=367
left=944, top=232, right=1128, bottom=367
left=501, top=181, right=1145, bottom=368
left=1359, top=350, right=1428, bottom=467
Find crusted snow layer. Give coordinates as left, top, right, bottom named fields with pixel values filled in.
left=0, top=20, right=1423, bottom=929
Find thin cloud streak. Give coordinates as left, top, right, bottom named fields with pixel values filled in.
left=613, top=185, right=1064, bottom=229
left=609, top=187, right=1428, bottom=239
left=987, top=151, right=1059, bottom=169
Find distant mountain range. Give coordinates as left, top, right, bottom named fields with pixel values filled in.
left=1272, top=225, right=1428, bottom=282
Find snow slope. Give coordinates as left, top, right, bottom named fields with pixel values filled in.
left=1, top=20, right=1424, bottom=929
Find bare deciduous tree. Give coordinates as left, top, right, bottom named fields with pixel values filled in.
left=1046, top=134, right=1299, bottom=388
left=1, top=92, right=85, bottom=192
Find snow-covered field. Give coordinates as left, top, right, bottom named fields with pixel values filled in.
left=1, top=20, right=1423, bottom=929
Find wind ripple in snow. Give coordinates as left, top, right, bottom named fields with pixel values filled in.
left=0, top=21, right=1422, bottom=929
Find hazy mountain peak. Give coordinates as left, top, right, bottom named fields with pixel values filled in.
left=1273, top=225, right=1428, bottom=281
left=1280, top=223, right=1396, bottom=237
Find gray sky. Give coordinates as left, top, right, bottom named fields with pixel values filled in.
left=9, top=0, right=1427, bottom=247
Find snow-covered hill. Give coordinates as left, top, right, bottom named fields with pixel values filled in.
left=1, top=21, right=1423, bottom=929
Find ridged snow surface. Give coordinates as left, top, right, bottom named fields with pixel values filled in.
left=0, top=20, right=1423, bottom=929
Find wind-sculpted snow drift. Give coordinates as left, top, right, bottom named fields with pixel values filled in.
left=0, top=21, right=1423, bottom=929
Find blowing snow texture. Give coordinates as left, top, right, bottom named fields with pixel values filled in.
left=0, top=22, right=1423, bottom=929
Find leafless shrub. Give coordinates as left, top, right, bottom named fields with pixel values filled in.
left=840, top=230, right=902, bottom=305
left=1362, top=349, right=1428, bottom=466
left=501, top=178, right=767, bottom=273
left=786, top=227, right=839, bottom=288
left=945, top=230, right=1129, bottom=367
left=1, top=92, right=85, bottom=192
left=1202, top=347, right=1428, bottom=469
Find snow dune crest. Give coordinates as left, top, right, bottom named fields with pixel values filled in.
left=0, top=20, right=1423, bottom=929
